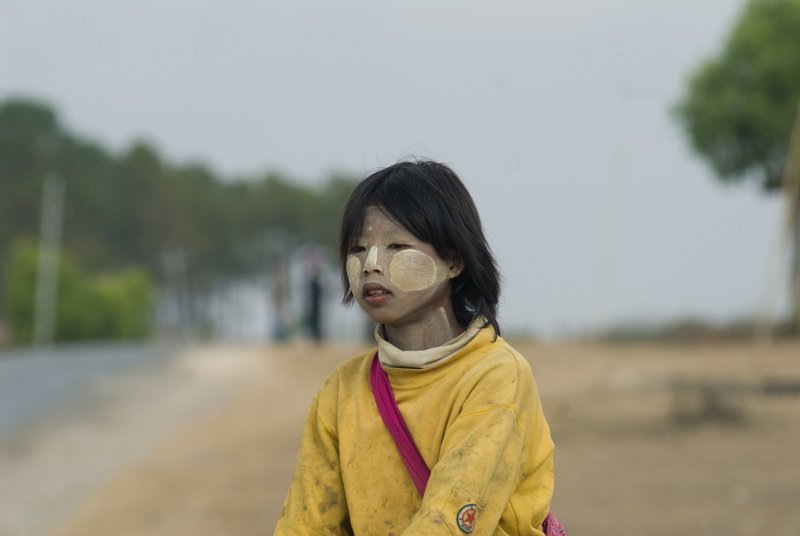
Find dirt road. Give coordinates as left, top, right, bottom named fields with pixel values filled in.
left=7, top=339, right=798, bottom=535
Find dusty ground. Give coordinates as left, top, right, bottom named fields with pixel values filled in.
left=8, top=338, right=800, bottom=535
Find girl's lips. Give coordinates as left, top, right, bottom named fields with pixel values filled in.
left=362, top=283, right=392, bottom=305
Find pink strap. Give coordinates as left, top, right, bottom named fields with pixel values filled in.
left=369, top=353, right=430, bottom=496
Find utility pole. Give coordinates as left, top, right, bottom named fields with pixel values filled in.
left=33, top=175, right=65, bottom=347
left=787, top=104, right=800, bottom=335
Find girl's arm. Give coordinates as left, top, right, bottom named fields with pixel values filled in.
left=403, top=357, right=553, bottom=536
left=274, top=394, right=350, bottom=535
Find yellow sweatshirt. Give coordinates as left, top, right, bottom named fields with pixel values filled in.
left=275, top=326, right=554, bottom=536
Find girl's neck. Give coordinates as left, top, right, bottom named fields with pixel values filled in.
left=383, top=306, right=465, bottom=351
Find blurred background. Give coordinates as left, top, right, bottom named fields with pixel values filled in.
left=1, top=0, right=799, bottom=535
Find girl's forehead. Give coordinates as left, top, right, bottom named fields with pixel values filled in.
left=360, top=206, right=408, bottom=235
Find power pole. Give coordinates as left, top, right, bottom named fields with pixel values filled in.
left=33, top=175, right=65, bottom=347
left=787, top=104, right=800, bottom=334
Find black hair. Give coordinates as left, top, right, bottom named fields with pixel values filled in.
left=339, top=160, right=502, bottom=336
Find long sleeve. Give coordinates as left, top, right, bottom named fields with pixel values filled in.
left=400, top=353, right=552, bottom=536
left=404, top=406, right=525, bottom=535
left=274, top=393, right=350, bottom=536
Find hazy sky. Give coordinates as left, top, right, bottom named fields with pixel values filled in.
left=1, top=0, right=789, bottom=335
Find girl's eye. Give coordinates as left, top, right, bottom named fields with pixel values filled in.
left=388, top=243, right=410, bottom=250
left=349, top=245, right=365, bottom=254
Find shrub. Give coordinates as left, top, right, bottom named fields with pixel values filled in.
left=3, top=239, right=154, bottom=344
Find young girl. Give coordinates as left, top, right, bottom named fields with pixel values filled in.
left=275, top=161, right=555, bottom=536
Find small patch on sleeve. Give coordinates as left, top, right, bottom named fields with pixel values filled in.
left=456, top=503, right=478, bottom=533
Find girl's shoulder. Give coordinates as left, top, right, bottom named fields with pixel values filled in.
left=440, top=335, right=541, bottom=412
left=312, top=348, right=376, bottom=427
left=317, top=347, right=376, bottom=395
left=439, top=332, right=536, bottom=392
left=338, top=347, right=376, bottom=376
left=465, top=332, right=532, bottom=373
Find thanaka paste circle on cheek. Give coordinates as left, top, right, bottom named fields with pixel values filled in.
left=346, top=255, right=362, bottom=294
left=389, top=249, right=442, bottom=292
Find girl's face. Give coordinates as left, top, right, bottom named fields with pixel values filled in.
left=346, top=206, right=462, bottom=329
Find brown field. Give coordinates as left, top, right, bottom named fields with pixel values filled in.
left=11, top=339, right=800, bottom=535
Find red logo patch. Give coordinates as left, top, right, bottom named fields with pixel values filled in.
left=457, top=503, right=478, bottom=533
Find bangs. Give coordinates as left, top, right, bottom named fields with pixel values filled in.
left=341, top=167, right=450, bottom=257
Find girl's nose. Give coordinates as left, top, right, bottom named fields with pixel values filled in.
left=363, top=246, right=383, bottom=273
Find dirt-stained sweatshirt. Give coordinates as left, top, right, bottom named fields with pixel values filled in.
left=274, top=326, right=554, bottom=536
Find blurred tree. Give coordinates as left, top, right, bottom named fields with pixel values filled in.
left=4, top=240, right=41, bottom=343
left=0, top=100, right=61, bottom=297
left=0, top=97, right=358, bottom=342
left=3, top=240, right=154, bottom=343
left=676, top=0, right=800, bottom=331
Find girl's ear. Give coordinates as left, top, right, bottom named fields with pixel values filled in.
left=448, top=256, right=464, bottom=279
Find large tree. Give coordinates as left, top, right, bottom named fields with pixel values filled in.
left=676, top=0, right=800, bottom=331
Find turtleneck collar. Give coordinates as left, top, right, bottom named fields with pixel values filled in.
left=375, top=316, right=487, bottom=369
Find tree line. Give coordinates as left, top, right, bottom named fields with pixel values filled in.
left=0, top=98, right=357, bottom=343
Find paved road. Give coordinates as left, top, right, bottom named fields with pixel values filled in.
left=0, top=342, right=260, bottom=536
left=0, top=342, right=179, bottom=439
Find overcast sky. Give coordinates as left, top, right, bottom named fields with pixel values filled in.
left=1, top=0, right=789, bottom=336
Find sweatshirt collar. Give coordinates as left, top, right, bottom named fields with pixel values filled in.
left=375, top=316, right=486, bottom=369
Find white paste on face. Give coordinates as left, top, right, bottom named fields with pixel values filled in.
left=389, top=249, right=447, bottom=292
left=364, top=246, right=379, bottom=272
left=346, top=255, right=362, bottom=293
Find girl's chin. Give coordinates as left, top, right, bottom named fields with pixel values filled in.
left=358, top=296, right=448, bottom=328
left=363, top=310, right=397, bottom=326
left=360, top=306, right=405, bottom=327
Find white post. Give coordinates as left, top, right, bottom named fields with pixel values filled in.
left=33, top=175, right=65, bottom=347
